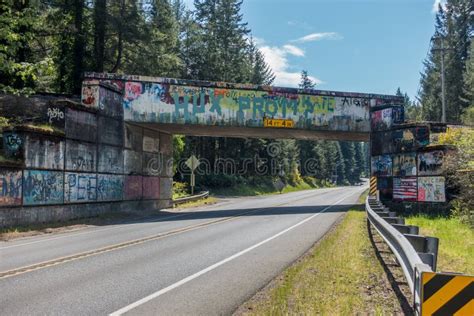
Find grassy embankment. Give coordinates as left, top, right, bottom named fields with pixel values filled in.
left=238, top=190, right=404, bottom=315
left=209, top=179, right=334, bottom=197
left=405, top=215, right=474, bottom=274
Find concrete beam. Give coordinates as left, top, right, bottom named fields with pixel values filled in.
left=132, top=123, right=370, bottom=142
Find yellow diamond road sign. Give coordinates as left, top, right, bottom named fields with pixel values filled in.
left=186, top=155, right=200, bottom=171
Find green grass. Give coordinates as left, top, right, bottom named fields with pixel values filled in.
left=405, top=215, right=474, bottom=274
left=211, top=180, right=333, bottom=197
left=240, top=205, right=402, bottom=315
left=173, top=197, right=218, bottom=208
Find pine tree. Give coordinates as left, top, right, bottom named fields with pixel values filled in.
left=0, top=1, right=54, bottom=93
left=419, top=0, right=473, bottom=123
left=340, top=141, right=357, bottom=184
left=299, top=70, right=316, bottom=89
left=125, top=0, right=181, bottom=77
left=248, top=39, right=274, bottom=85
left=461, top=40, right=474, bottom=124
left=93, top=0, right=107, bottom=72
left=354, top=142, right=366, bottom=180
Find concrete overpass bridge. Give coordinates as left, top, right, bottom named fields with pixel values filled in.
left=0, top=72, right=404, bottom=228
left=82, top=72, right=403, bottom=141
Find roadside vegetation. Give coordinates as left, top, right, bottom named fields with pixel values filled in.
left=238, top=191, right=404, bottom=315
left=406, top=215, right=474, bottom=274
left=173, top=175, right=334, bottom=199
left=438, top=127, right=474, bottom=225
left=206, top=176, right=334, bottom=197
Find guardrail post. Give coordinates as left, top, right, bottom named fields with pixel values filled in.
left=425, top=237, right=439, bottom=271
left=382, top=217, right=405, bottom=225
left=392, top=224, right=419, bottom=235
left=404, top=234, right=439, bottom=271
left=418, top=253, right=436, bottom=271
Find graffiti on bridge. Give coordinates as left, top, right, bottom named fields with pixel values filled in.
left=0, top=169, right=22, bottom=206
left=64, top=172, right=97, bottom=203
left=98, top=145, right=123, bottom=174
left=418, top=176, right=446, bottom=202
left=23, top=170, right=64, bottom=205
left=65, top=140, right=97, bottom=172
left=25, top=136, right=64, bottom=170
left=97, top=174, right=123, bottom=201
left=46, top=107, right=64, bottom=124
left=418, top=150, right=445, bottom=176
left=371, top=155, right=392, bottom=176
left=121, top=81, right=375, bottom=132
left=393, top=153, right=417, bottom=176
left=371, top=106, right=404, bottom=131
left=393, top=177, right=417, bottom=201
left=3, top=132, right=23, bottom=159
left=371, top=126, right=430, bottom=155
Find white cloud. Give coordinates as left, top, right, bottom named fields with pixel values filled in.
left=252, top=37, right=266, bottom=46
left=287, top=20, right=313, bottom=31
left=292, top=32, right=342, bottom=43
left=259, top=45, right=321, bottom=87
left=432, top=0, right=447, bottom=13
left=282, top=44, right=305, bottom=57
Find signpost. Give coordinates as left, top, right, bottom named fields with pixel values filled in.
left=186, top=155, right=200, bottom=195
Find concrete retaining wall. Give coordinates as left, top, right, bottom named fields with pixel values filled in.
left=0, top=85, right=173, bottom=228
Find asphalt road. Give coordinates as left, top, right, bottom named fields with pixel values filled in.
left=0, top=185, right=366, bottom=315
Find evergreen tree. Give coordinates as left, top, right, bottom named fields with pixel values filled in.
left=248, top=39, right=274, bottom=85
left=299, top=70, right=316, bottom=89
left=0, top=1, right=54, bottom=93
left=93, top=0, right=107, bottom=72
left=396, top=87, right=422, bottom=121
left=125, top=0, right=181, bottom=77
left=340, top=141, right=357, bottom=184
left=354, top=142, right=366, bottom=179
left=419, top=0, right=473, bottom=123
left=461, top=40, right=474, bottom=124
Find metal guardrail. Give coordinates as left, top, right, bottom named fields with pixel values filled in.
left=366, top=196, right=437, bottom=314
left=172, top=191, right=210, bottom=205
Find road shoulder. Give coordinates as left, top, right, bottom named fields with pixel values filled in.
left=235, top=205, right=409, bottom=315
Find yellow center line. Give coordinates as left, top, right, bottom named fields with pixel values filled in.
left=0, top=188, right=352, bottom=280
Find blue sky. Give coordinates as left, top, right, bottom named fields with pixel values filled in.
left=184, top=0, right=445, bottom=99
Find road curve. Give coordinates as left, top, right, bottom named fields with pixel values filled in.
left=0, top=185, right=366, bottom=315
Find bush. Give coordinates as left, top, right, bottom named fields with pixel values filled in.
left=198, top=174, right=245, bottom=188
left=439, top=127, right=474, bottom=224
left=173, top=181, right=189, bottom=198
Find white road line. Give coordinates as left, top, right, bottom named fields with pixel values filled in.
left=109, top=189, right=361, bottom=316
left=0, top=187, right=340, bottom=250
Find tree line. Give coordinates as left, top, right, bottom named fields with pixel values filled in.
left=0, top=0, right=368, bottom=190
left=402, top=0, right=473, bottom=125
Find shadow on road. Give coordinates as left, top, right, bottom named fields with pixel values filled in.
left=1, top=201, right=364, bottom=241
left=113, top=203, right=364, bottom=225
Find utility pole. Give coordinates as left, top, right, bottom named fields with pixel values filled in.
left=440, top=39, right=446, bottom=123
left=431, top=36, right=452, bottom=123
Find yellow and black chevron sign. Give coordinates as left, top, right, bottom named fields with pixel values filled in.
left=369, top=177, right=377, bottom=196
left=421, top=271, right=474, bottom=316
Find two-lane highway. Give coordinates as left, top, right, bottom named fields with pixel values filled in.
left=0, top=185, right=366, bottom=315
